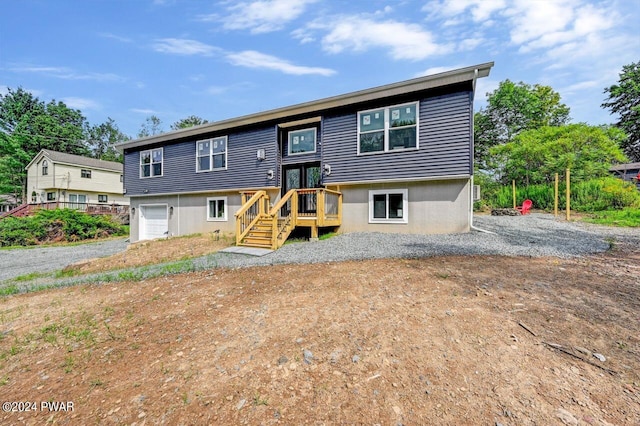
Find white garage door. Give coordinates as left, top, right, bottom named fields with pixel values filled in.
left=140, top=205, right=168, bottom=241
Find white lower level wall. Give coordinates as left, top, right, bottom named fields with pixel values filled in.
left=128, top=179, right=470, bottom=242
left=336, top=179, right=471, bottom=234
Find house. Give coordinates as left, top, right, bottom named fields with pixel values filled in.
left=117, top=62, right=494, bottom=247
left=0, top=194, right=19, bottom=213
left=610, top=162, right=640, bottom=190
left=24, top=149, right=128, bottom=212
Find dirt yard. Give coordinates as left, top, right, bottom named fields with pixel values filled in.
left=1, top=237, right=638, bottom=425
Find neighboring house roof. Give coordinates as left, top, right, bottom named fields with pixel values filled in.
left=0, top=194, right=18, bottom=205
left=117, top=62, right=494, bottom=151
left=610, top=162, right=640, bottom=171
left=25, top=149, right=123, bottom=173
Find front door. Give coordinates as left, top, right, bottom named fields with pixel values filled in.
left=283, top=163, right=321, bottom=214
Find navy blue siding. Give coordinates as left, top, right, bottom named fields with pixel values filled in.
left=322, top=91, right=472, bottom=184
left=124, top=127, right=277, bottom=196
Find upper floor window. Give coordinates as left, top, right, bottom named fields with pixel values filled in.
left=197, top=137, right=227, bottom=172
left=288, top=128, right=317, bottom=155
left=140, top=148, right=163, bottom=178
left=42, top=160, right=48, bottom=175
left=81, top=169, right=92, bottom=179
left=358, top=102, right=418, bottom=154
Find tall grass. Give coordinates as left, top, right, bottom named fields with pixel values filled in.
left=481, top=177, right=640, bottom=212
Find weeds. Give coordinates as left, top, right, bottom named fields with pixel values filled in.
left=253, top=393, right=268, bottom=406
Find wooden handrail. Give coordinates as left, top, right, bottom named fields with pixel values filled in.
left=235, top=190, right=266, bottom=218
left=235, top=190, right=268, bottom=245
left=268, top=189, right=296, bottom=216
left=268, top=189, right=298, bottom=249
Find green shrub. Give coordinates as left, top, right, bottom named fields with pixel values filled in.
left=0, top=209, right=128, bottom=247
left=480, top=177, right=640, bottom=212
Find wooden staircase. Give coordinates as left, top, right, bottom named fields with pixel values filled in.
left=235, top=188, right=342, bottom=250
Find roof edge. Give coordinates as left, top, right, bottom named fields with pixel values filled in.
left=117, top=61, right=494, bottom=151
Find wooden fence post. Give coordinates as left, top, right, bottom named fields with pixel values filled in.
left=554, top=173, right=559, bottom=217
left=565, top=168, right=571, bottom=221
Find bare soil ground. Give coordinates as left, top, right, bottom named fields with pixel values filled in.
left=1, top=238, right=638, bottom=425
left=65, top=233, right=233, bottom=276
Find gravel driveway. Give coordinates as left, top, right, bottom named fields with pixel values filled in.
left=0, top=238, right=128, bottom=282
left=2, top=214, right=638, bottom=287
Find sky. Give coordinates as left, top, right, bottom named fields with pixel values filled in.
left=1, top=0, right=639, bottom=138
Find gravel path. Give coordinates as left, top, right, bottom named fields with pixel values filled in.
left=201, top=213, right=637, bottom=270
left=2, top=214, right=637, bottom=289
left=0, top=238, right=129, bottom=282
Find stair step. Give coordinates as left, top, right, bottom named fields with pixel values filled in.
left=239, top=242, right=273, bottom=249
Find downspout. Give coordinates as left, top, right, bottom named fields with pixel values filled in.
left=469, top=68, right=495, bottom=235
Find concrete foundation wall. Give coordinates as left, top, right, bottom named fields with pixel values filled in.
left=129, top=189, right=281, bottom=243
left=337, top=179, right=470, bottom=235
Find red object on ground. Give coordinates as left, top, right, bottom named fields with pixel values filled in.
left=516, top=199, right=533, bottom=215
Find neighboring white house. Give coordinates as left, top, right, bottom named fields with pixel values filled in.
left=0, top=194, right=19, bottom=213
left=25, top=149, right=128, bottom=207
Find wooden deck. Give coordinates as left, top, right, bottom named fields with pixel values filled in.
left=235, top=188, right=342, bottom=249
left=0, top=202, right=129, bottom=220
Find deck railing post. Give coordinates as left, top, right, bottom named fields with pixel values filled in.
left=317, top=189, right=325, bottom=226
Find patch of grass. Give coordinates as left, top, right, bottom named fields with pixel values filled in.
left=583, top=208, right=640, bottom=227
left=159, top=259, right=196, bottom=275
left=318, top=231, right=338, bottom=241
left=11, top=271, right=51, bottom=282
left=63, top=356, right=75, bottom=373
left=0, top=376, right=8, bottom=386
left=0, top=285, right=20, bottom=296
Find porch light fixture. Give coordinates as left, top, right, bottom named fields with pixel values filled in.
left=266, top=169, right=275, bottom=180
left=256, top=148, right=266, bottom=161
left=323, top=164, right=332, bottom=176
left=169, top=206, right=174, bottom=215
left=131, top=207, right=135, bottom=216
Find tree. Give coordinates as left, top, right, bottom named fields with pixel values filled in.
left=490, top=124, right=627, bottom=185
left=171, top=115, right=208, bottom=130
left=86, top=118, right=129, bottom=162
left=137, top=115, right=163, bottom=138
left=475, top=80, right=571, bottom=169
left=602, top=61, right=640, bottom=161
left=0, top=87, right=89, bottom=199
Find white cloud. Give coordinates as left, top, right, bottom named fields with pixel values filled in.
left=226, top=50, right=336, bottom=76
left=415, top=64, right=468, bottom=77
left=98, top=32, right=133, bottom=43
left=424, top=0, right=506, bottom=22
left=152, top=38, right=219, bottom=56
left=8, top=65, right=123, bottom=82
left=313, top=16, right=451, bottom=60
left=200, top=0, right=318, bottom=34
left=130, top=108, right=158, bottom=115
left=61, top=97, right=100, bottom=110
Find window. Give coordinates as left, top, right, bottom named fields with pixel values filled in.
left=46, top=192, right=55, bottom=201
left=42, top=160, right=48, bottom=176
left=368, top=189, right=408, bottom=223
left=197, top=137, right=227, bottom=172
left=140, top=148, right=163, bottom=177
left=288, top=128, right=317, bottom=155
left=358, top=102, right=418, bottom=154
left=98, top=194, right=108, bottom=203
left=207, top=197, right=227, bottom=221
left=81, top=169, right=92, bottom=179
